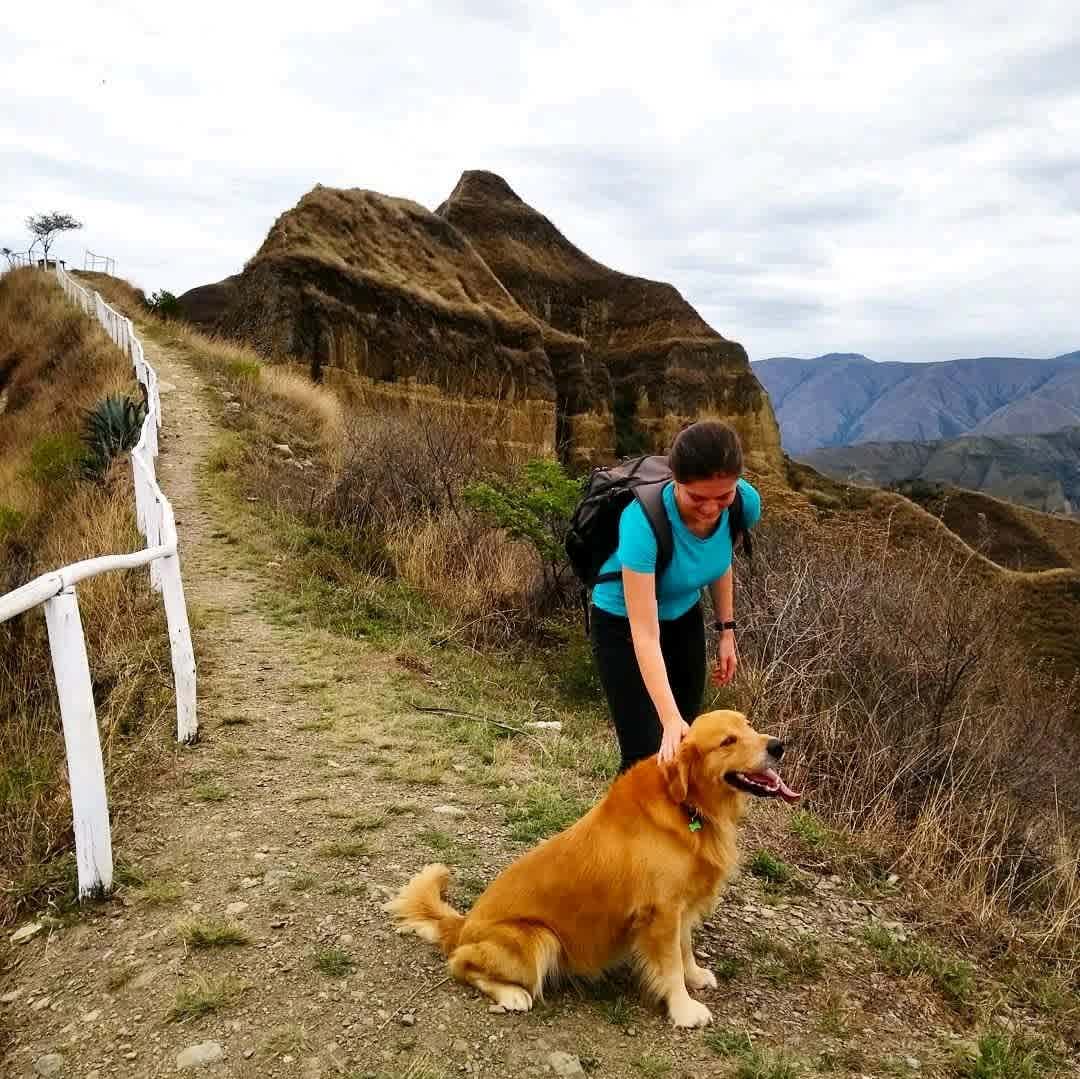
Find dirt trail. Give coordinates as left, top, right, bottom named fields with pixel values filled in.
left=1, top=334, right=1074, bottom=1079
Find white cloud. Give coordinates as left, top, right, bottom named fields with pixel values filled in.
left=3, top=0, right=1077, bottom=361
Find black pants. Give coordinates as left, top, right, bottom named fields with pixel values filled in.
left=590, top=603, right=706, bottom=773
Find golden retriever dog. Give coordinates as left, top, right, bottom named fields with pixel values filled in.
left=386, top=709, right=800, bottom=1027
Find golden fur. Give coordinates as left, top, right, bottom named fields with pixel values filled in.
left=387, top=710, right=789, bottom=1027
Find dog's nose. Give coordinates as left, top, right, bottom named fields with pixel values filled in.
left=767, top=739, right=784, bottom=760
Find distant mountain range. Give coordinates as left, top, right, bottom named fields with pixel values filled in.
left=802, top=426, right=1080, bottom=516
left=752, top=351, right=1080, bottom=456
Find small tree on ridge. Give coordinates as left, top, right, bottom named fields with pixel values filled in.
left=26, top=212, right=83, bottom=266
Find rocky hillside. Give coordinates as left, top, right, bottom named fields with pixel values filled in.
left=180, top=174, right=782, bottom=470
left=438, top=171, right=782, bottom=471
left=754, top=351, right=1080, bottom=455
left=801, top=426, right=1080, bottom=517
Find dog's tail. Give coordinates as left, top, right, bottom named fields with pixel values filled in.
left=384, top=863, right=465, bottom=955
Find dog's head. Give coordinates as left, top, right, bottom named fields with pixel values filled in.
left=663, top=710, right=800, bottom=810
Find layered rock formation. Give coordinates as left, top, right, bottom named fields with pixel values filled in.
left=437, top=171, right=781, bottom=471
left=181, top=174, right=782, bottom=470
left=212, top=186, right=559, bottom=455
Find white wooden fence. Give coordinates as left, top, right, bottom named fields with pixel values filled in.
left=0, top=265, right=197, bottom=899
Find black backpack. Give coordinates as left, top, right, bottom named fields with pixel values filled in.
left=564, top=454, right=752, bottom=595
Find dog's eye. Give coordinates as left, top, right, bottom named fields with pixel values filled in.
left=720, top=735, right=737, bottom=747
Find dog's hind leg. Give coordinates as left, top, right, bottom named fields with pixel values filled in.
left=632, top=910, right=712, bottom=1028
left=448, top=922, right=560, bottom=1013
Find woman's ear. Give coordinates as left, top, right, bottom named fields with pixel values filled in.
left=663, top=742, right=699, bottom=804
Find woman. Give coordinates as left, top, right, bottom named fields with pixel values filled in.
left=590, top=421, right=761, bottom=772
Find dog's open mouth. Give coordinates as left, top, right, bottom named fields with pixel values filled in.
left=725, top=768, right=801, bottom=803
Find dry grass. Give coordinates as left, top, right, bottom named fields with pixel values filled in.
left=0, top=269, right=173, bottom=923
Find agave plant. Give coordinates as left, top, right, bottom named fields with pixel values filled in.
left=81, top=393, right=147, bottom=480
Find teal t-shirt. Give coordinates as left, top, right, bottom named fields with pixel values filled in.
left=591, top=478, right=761, bottom=621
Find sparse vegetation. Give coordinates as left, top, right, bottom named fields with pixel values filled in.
left=507, top=783, right=587, bottom=843
left=863, top=925, right=976, bottom=1007
left=747, top=849, right=796, bottom=889
left=749, top=931, right=824, bottom=983
left=316, top=839, right=369, bottom=859
left=176, top=917, right=250, bottom=948
left=167, top=974, right=242, bottom=1021
left=312, top=946, right=354, bottom=976
left=953, top=1028, right=1064, bottom=1078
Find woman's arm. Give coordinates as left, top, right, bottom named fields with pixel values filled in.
left=709, top=567, right=737, bottom=686
left=623, top=567, right=688, bottom=762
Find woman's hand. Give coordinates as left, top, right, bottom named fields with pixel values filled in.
left=711, top=632, right=737, bottom=687
left=658, top=715, right=690, bottom=763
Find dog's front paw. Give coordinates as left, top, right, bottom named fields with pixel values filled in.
left=668, top=996, right=712, bottom=1028
left=685, top=965, right=718, bottom=991
left=490, top=984, right=533, bottom=1012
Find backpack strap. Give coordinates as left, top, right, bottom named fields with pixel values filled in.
left=635, top=482, right=675, bottom=578
left=727, top=486, right=754, bottom=563
left=590, top=480, right=673, bottom=588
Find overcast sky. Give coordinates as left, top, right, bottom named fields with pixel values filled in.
left=4, top=1, right=1077, bottom=362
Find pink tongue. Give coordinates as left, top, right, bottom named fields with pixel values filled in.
left=750, top=768, right=802, bottom=802
left=777, top=777, right=801, bottom=802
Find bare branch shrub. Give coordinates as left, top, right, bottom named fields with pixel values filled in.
left=727, top=517, right=1080, bottom=944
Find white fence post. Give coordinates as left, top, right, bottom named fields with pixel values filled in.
left=160, top=545, right=198, bottom=744
left=43, top=587, right=114, bottom=898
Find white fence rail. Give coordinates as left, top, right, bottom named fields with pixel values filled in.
left=84, top=249, right=116, bottom=275
left=0, top=265, right=197, bottom=899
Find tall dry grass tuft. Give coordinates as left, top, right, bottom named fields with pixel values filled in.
left=0, top=269, right=172, bottom=922
left=731, top=517, right=1080, bottom=951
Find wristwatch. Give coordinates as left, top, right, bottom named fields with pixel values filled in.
left=714, top=620, right=736, bottom=632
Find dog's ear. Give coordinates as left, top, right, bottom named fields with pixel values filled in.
left=663, top=742, right=699, bottom=804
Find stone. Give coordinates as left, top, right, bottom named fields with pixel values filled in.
left=32, top=996, right=52, bottom=1011
left=129, top=966, right=164, bottom=990
left=905, top=1058, right=922, bottom=1071
left=225, top=902, right=250, bottom=917
left=176, top=1041, right=224, bottom=1069
left=431, top=805, right=466, bottom=818
left=1, top=990, right=21, bottom=1003
left=33, top=1055, right=64, bottom=1077
left=547, top=1051, right=585, bottom=1076
left=264, top=868, right=295, bottom=889
left=11, top=921, right=45, bottom=944
left=399, top=1012, right=416, bottom=1026
left=273, top=443, right=293, bottom=457
left=243, top=1049, right=255, bottom=1059
left=525, top=721, right=563, bottom=731
left=323, top=1042, right=348, bottom=1073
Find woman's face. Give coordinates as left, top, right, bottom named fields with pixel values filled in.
left=674, top=473, right=739, bottom=530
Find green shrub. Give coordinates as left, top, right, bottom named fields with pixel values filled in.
left=463, top=458, right=582, bottom=596
left=147, top=289, right=181, bottom=319
left=81, top=393, right=146, bottom=480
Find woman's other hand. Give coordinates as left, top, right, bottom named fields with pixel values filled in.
left=711, top=633, right=737, bottom=686
left=658, top=716, right=690, bottom=763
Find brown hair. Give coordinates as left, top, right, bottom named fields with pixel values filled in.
left=669, top=420, right=743, bottom=483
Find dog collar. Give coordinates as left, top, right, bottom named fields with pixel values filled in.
left=683, top=804, right=704, bottom=832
